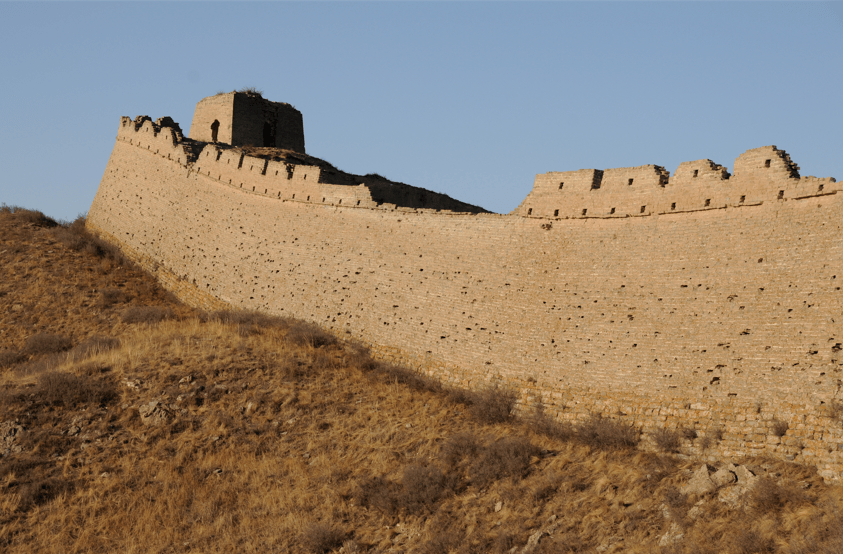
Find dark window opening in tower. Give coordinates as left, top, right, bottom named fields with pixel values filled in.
left=263, top=121, right=276, bottom=147
left=211, top=120, right=220, bottom=143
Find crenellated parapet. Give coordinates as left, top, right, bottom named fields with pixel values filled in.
left=116, top=115, right=204, bottom=165
left=514, top=145, right=838, bottom=219
left=192, top=144, right=379, bottom=208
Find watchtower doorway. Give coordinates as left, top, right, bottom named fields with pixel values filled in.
left=210, top=120, right=220, bottom=143
left=262, top=121, right=276, bottom=147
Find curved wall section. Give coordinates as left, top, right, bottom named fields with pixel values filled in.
left=89, top=117, right=843, bottom=480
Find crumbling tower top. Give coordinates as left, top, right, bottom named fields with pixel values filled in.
left=189, top=91, right=305, bottom=153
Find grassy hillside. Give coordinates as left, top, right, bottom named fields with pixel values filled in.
left=1, top=205, right=842, bottom=554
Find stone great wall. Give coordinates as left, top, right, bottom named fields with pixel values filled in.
left=88, top=92, right=843, bottom=479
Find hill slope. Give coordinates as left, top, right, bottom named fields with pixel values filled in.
left=1, top=206, right=842, bottom=554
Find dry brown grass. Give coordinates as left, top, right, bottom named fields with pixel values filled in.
left=2, top=206, right=843, bottom=553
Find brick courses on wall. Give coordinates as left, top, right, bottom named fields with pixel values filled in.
left=88, top=108, right=843, bottom=480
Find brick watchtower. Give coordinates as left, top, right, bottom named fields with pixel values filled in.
left=188, top=91, right=305, bottom=153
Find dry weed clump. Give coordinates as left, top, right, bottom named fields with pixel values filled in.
left=35, top=371, right=118, bottom=407
left=401, top=464, right=453, bottom=513
left=64, top=336, right=120, bottom=364
left=205, top=309, right=337, bottom=347
left=120, top=305, right=174, bottom=324
left=749, top=476, right=809, bottom=514
left=21, top=333, right=73, bottom=356
left=653, top=427, right=682, bottom=453
left=48, top=215, right=134, bottom=267
left=469, top=436, right=541, bottom=488
left=0, top=204, right=58, bottom=227
left=663, top=486, right=690, bottom=529
left=300, top=522, right=346, bottom=554
left=0, top=350, right=25, bottom=368
left=577, top=415, right=640, bottom=449
left=448, top=385, right=517, bottom=425
left=772, top=419, right=789, bottom=437
left=98, top=287, right=129, bottom=308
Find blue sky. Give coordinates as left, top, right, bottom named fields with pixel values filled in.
left=1, top=2, right=841, bottom=220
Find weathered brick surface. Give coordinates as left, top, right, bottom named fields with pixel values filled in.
left=88, top=105, right=843, bottom=480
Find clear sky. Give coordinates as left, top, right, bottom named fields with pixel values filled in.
left=1, top=2, right=841, bottom=220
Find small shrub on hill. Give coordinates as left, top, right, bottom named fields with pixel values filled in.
left=681, top=427, right=698, bottom=440
left=531, top=407, right=576, bottom=441
left=401, top=464, right=453, bottom=513
left=353, top=476, right=401, bottom=515
left=36, top=371, right=117, bottom=407
left=0, top=350, right=25, bottom=368
left=470, top=436, right=541, bottom=488
left=653, top=427, right=682, bottom=453
left=749, top=476, right=808, bottom=514
left=663, top=486, right=690, bottom=529
left=121, top=305, right=173, bottom=324
left=16, top=477, right=74, bottom=512
left=726, top=529, right=777, bottom=554
left=285, top=319, right=338, bottom=348
left=373, top=362, right=442, bottom=393
left=577, top=415, right=639, bottom=449
left=772, top=419, right=789, bottom=437
left=205, top=309, right=283, bottom=336
left=98, top=287, right=129, bottom=308
left=460, top=386, right=517, bottom=425
left=50, top=216, right=92, bottom=251
left=300, top=522, right=346, bottom=554
left=65, top=336, right=120, bottom=363
left=49, top=216, right=133, bottom=266
left=440, top=432, right=481, bottom=469
left=22, top=333, right=72, bottom=356
left=0, top=205, right=58, bottom=227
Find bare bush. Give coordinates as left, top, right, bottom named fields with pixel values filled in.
left=459, top=386, right=517, bottom=425
left=681, top=427, right=698, bottom=440
left=401, top=464, right=452, bottom=513
left=205, top=309, right=284, bottom=336
left=663, top=486, right=689, bottom=528
left=16, top=478, right=74, bottom=512
left=49, top=216, right=134, bottom=267
left=36, top=371, right=117, bottom=407
left=353, top=476, right=400, bottom=515
left=300, top=521, right=346, bottom=554
left=373, top=362, right=442, bottom=393
left=285, top=320, right=338, bottom=348
left=772, top=419, right=789, bottom=437
left=749, top=477, right=808, bottom=514
left=3, top=206, right=58, bottom=227
left=529, top=471, right=561, bottom=504
left=417, top=516, right=466, bottom=554
left=0, top=350, right=25, bottom=368
left=440, top=432, right=481, bottom=468
left=531, top=408, right=576, bottom=441
left=121, top=306, right=173, bottom=324
left=576, top=416, right=639, bottom=449
left=470, top=436, right=541, bottom=488
left=727, top=529, right=777, bottom=554
left=65, top=336, right=120, bottom=363
left=653, top=428, right=682, bottom=453
left=22, top=334, right=73, bottom=356
left=98, top=287, right=129, bottom=308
